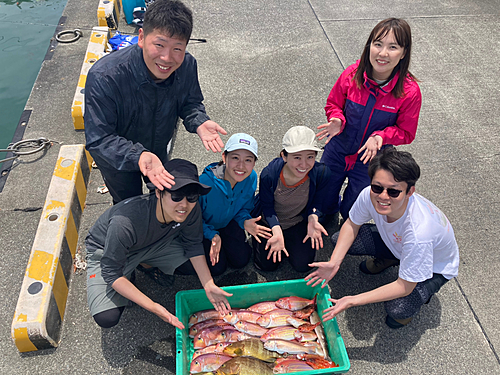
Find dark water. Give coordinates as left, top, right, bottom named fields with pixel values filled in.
left=0, top=0, right=67, bottom=153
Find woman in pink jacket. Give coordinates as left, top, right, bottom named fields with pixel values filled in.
left=317, top=18, right=422, bottom=221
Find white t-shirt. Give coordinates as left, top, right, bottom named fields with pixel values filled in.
left=349, top=187, right=459, bottom=282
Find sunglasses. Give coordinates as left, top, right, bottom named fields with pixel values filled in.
left=370, top=184, right=402, bottom=198
left=169, top=192, right=200, bottom=203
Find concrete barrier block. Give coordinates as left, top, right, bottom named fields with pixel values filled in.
left=71, top=27, right=110, bottom=130
left=11, top=145, right=93, bottom=352
left=97, top=0, right=121, bottom=29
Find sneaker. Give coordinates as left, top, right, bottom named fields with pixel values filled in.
left=386, top=315, right=413, bottom=329
left=359, top=258, right=399, bottom=275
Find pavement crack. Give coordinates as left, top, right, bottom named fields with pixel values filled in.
left=454, top=278, right=500, bottom=365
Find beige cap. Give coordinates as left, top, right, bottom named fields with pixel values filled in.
left=282, top=126, right=322, bottom=153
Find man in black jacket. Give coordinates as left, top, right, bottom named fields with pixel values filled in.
left=85, top=0, right=226, bottom=204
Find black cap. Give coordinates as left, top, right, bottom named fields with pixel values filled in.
left=147, top=159, right=211, bottom=195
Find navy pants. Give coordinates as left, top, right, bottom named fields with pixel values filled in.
left=253, top=219, right=316, bottom=273
left=333, top=224, right=450, bottom=320
left=320, top=155, right=371, bottom=220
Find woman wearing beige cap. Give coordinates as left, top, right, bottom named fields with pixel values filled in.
left=253, top=126, right=332, bottom=272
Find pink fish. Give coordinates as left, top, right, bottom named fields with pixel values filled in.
left=193, top=325, right=234, bottom=349
left=291, top=295, right=317, bottom=320
left=189, top=309, right=225, bottom=327
left=294, top=330, right=317, bottom=342
left=263, top=339, right=318, bottom=355
left=189, top=353, right=233, bottom=373
left=234, top=320, right=268, bottom=337
left=223, top=310, right=262, bottom=324
left=273, top=359, right=314, bottom=373
left=192, top=342, right=233, bottom=360
left=286, top=317, right=309, bottom=329
left=275, top=296, right=316, bottom=311
left=257, top=309, right=294, bottom=328
left=215, top=329, right=253, bottom=344
left=189, top=319, right=225, bottom=338
left=260, top=326, right=298, bottom=342
left=247, top=301, right=278, bottom=314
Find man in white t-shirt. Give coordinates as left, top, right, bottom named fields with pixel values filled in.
left=306, top=147, right=459, bottom=328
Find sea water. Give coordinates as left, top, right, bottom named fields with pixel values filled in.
left=0, top=0, right=67, bottom=154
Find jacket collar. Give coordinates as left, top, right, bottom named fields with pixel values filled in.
left=363, top=68, right=400, bottom=96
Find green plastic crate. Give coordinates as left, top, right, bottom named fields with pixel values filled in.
left=175, top=278, right=350, bottom=374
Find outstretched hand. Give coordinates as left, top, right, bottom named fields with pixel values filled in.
left=196, top=120, right=227, bottom=153
left=316, top=118, right=342, bottom=145
left=138, top=151, right=175, bottom=190
left=151, top=303, right=185, bottom=329
left=244, top=216, right=272, bottom=243
left=204, top=280, right=232, bottom=315
left=303, top=215, right=328, bottom=250
left=321, top=296, right=354, bottom=322
left=305, top=260, right=341, bottom=288
left=358, top=135, right=383, bottom=164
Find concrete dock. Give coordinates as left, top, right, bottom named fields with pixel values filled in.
left=0, top=0, right=499, bottom=373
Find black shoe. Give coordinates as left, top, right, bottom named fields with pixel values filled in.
left=386, top=315, right=412, bottom=329
left=359, top=258, right=399, bottom=275
left=136, top=264, right=175, bottom=287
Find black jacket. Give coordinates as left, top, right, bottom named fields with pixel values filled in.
left=84, top=44, right=210, bottom=171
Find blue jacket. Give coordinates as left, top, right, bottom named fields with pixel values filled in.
left=84, top=44, right=210, bottom=171
left=257, top=158, right=332, bottom=228
left=199, top=163, right=257, bottom=240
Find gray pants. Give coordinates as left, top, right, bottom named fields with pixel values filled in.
left=86, top=235, right=188, bottom=316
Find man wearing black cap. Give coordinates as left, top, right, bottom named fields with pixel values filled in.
left=85, top=159, right=232, bottom=329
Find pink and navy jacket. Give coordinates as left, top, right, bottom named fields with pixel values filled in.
left=323, top=60, right=421, bottom=170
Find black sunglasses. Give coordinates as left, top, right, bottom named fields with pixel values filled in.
left=169, top=192, right=200, bottom=203
left=370, top=184, right=402, bottom=198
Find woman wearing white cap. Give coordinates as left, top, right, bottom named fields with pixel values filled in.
left=194, top=133, right=272, bottom=276
left=253, top=126, right=332, bottom=273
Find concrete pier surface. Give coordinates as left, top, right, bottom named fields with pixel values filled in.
left=0, top=0, right=499, bottom=373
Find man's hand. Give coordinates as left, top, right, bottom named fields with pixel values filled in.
left=138, top=151, right=175, bottom=190
left=210, top=234, right=222, bottom=266
left=303, top=214, right=328, bottom=250
left=244, top=216, right=272, bottom=243
left=204, top=279, right=232, bottom=315
left=151, top=303, right=185, bottom=329
left=358, top=135, right=383, bottom=164
left=321, top=296, right=355, bottom=322
left=265, top=226, right=289, bottom=263
left=316, top=118, right=342, bottom=145
left=305, top=259, right=342, bottom=288
left=196, top=120, right=227, bottom=153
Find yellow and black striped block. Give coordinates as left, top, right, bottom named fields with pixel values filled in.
left=71, top=26, right=110, bottom=130
left=97, top=0, right=121, bottom=29
left=11, top=145, right=93, bottom=352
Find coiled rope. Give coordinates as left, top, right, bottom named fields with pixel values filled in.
left=0, top=137, right=53, bottom=164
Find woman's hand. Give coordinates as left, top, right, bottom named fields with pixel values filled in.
left=209, top=234, right=222, bottom=266
left=316, top=118, right=342, bottom=145
left=358, top=135, right=383, bottom=164
left=244, top=216, right=272, bottom=243
left=265, top=226, right=289, bottom=263
left=303, top=215, right=328, bottom=250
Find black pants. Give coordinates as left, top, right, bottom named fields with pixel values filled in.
left=175, top=219, right=252, bottom=276
left=97, top=163, right=153, bottom=204
left=253, top=219, right=315, bottom=273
